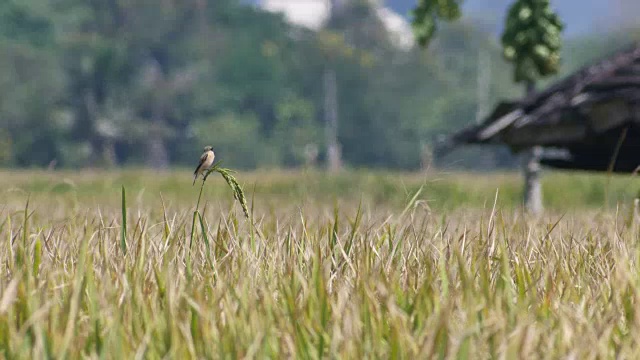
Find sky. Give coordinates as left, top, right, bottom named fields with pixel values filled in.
left=382, top=0, right=632, bottom=37
left=249, top=0, right=638, bottom=38
left=462, top=0, right=623, bottom=37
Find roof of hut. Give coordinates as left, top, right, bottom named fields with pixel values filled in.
left=440, top=42, right=640, bottom=172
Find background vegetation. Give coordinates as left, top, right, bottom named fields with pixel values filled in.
left=1, top=0, right=637, bottom=171
left=2, top=169, right=640, bottom=211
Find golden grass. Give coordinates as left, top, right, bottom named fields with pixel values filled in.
left=1, top=169, right=640, bottom=358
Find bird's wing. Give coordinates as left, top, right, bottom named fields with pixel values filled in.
left=194, top=152, right=208, bottom=174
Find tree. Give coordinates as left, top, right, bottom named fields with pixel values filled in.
left=411, top=0, right=462, bottom=47
left=321, top=0, right=416, bottom=169
left=412, top=0, right=564, bottom=213
left=0, top=0, right=568, bottom=171
left=320, top=0, right=394, bottom=171
left=51, top=0, right=212, bottom=168
left=501, top=0, right=563, bottom=86
left=502, top=0, right=563, bottom=214
left=0, top=0, right=65, bottom=167
left=322, top=0, right=349, bottom=172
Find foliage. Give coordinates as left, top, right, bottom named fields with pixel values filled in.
left=412, top=0, right=564, bottom=85
left=502, top=0, right=564, bottom=83
left=191, top=114, right=271, bottom=169
left=0, top=0, right=517, bottom=170
left=411, top=0, right=463, bottom=46
left=0, top=0, right=630, bottom=171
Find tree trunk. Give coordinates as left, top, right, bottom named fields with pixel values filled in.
left=103, top=140, right=117, bottom=168
left=522, top=81, right=543, bottom=214
left=81, top=90, right=104, bottom=167
left=324, top=68, right=342, bottom=172
left=475, top=48, right=491, bottom=124
left=146, top=123, right=170, bottom=169
left=324, top=0, right=343, bottom=173
left=143, top=58, right=171, bottom=170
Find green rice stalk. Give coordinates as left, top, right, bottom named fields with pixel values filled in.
left=121, top=186, right=128, bottom=255
left=160, top=193, right=171, bottom=241
left=203, top=163, right=249, bottom=219
left=198, top=212, right=215, bottom=270
left=32, top=238, right=41, bottom=279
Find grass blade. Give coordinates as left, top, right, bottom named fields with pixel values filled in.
left=121, top=185, right=127, bottom=255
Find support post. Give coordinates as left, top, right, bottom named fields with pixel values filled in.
left=324, top=67, right=341, bottom=172
left=521, top=80, right=543, bottom=214
left=475, top=48, right=491, bottom=124
left=324, top=0, right=342, bottom=173
left=522, top=146, right=543, bottom=214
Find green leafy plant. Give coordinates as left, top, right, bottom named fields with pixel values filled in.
left=502, top=0, right=564, bottom=83
left=121, top=185, right=127, bottom=255
left=412, top=0, right=463, bottom=47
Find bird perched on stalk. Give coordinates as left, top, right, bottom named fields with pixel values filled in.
left=193, top=146, right=215, bottom=185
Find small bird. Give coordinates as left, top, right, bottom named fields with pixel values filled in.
left=193, top=146, right=215, bottom=185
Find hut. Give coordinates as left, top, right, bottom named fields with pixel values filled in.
left=439, top=42, right=640, bottom=212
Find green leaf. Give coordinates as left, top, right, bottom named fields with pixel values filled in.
left=120, top=186, right=127, bottom=255
left=412, top=0, right=462, bottom=47
left=501, top=0, right=564, bottom=83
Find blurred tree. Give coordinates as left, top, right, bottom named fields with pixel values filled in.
left=191, top=113, right=269, bottom=169
left=55, top=0, right=211, bottom=168
left=502, top=0, right=563, bottom=213
left=411, top=0, right=462, bottom=46
left=272, top=95, right=320, bottom=167
left=406, top=21, right=519, bottom=170
left=502, top=0, right=563, bottom=85
left=0, top=0, right=65, bottom=166
left=192, top=2, right=315, bottom=168
left=321, top=0, right=350, bottom=172
left=323, top=0, right=396, bottom=168
left=413, top=0, right=564, bottom=211
left=0, top=0, right=605, bottom=172
left=52, top=0, right=137, bottom=167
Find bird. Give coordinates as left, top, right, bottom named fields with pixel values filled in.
left=193, top=146, right=215, bottom=185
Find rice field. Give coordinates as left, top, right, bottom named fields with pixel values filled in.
left=1, top=169, right=640, bottom=358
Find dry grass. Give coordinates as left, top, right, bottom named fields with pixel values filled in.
left=1, top=170, right=640, bottom=358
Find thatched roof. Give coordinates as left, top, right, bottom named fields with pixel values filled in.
left=440, top=42, right=640, bottom=173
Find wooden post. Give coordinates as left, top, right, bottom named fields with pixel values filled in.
left=475, top=48, right=491, bottom=124
left=324, top=0, right=342, bottom=172
left=522, top=81, right=543, bottom=214
left=324, top=68, right=341, bottom=172
left=522, top=146, right=543, bottom=214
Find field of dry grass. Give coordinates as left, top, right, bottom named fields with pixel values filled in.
left=1, top=169, right=640, bottom=358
